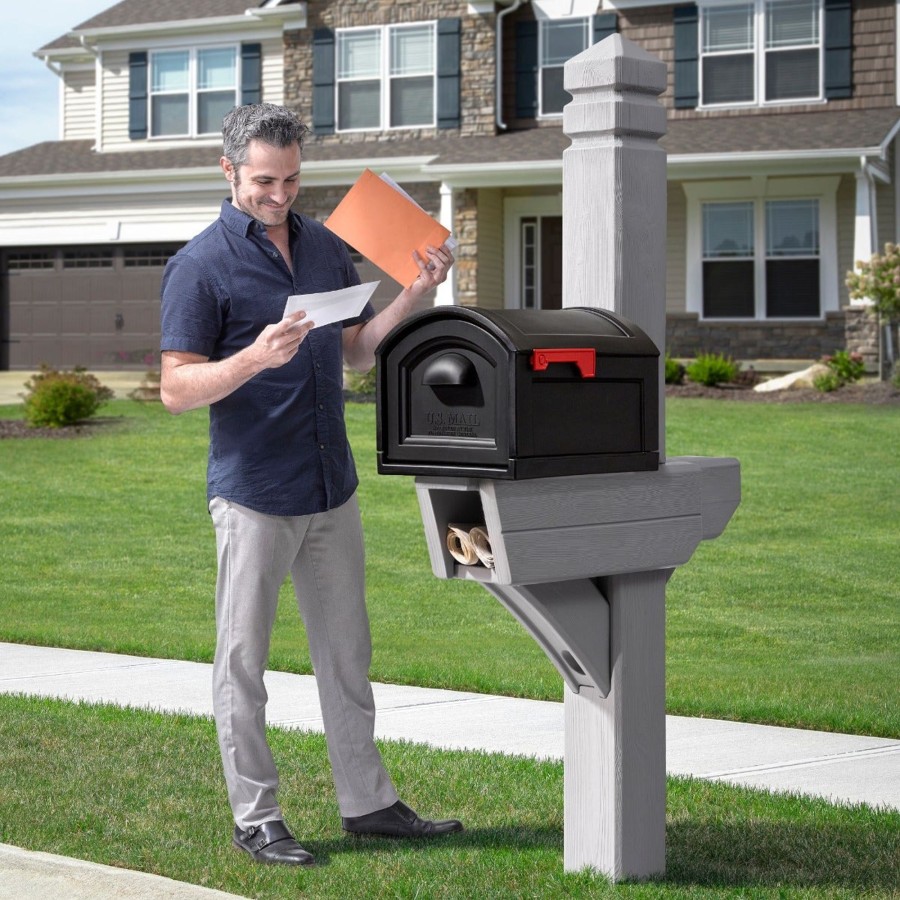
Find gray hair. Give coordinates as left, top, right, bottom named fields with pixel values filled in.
left=222, top=103, right=309, bottom=169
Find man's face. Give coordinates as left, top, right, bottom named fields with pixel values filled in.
left=221, top=139, right=301, bottom=228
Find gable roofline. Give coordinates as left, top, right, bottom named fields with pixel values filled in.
left=37, top=2, right=306, bottom=55
left=72, top=5, right=306, bottom=43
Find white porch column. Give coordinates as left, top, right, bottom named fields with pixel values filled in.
left=435, top=181, right=456, bottom=306
left=852, top=161, right=876, bottom=307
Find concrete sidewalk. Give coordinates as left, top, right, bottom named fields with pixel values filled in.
left=1, top=643, right=898, bottom=897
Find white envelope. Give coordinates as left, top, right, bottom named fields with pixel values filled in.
left=283, top=281, right=380, bottom=329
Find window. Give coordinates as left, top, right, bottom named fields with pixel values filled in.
left=6, top=252, right=55, bottom=271
left=150, top=47, right=237, bottom=137
left=700, top=0, right=821, bottom=106
left=123, top=245, right=183, bottom=268
left=700, top=198, right=820, bottom=318
left=521, top=218, right=538, bottom=309
left=765, top=199, right=819, bottom=317
left=702, top=202, right=755, bottom=317
left=62, top=249, right=115, bottom=269
left=539, top=18, right=591, bottom=115
left=336, top=23, right=436, bottom=131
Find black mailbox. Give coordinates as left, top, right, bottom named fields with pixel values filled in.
left=375, top=306, right=660, bottom=479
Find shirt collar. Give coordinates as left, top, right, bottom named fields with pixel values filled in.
left=220, top=198, right=303, bottom=239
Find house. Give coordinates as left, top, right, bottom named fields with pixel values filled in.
left=0, top=0, right=894, bottom=372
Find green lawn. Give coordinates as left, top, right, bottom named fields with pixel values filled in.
left=1, top=694, right=897, bottom=899
left=0, top=396, right=897, bottom=737
left=1, top=394, right=898, bottom=897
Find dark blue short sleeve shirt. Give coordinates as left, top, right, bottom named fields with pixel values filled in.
left=160, top=199, right=374, bottom=516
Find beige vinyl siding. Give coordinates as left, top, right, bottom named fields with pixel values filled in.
left=100, top=36, right=285, bottom=151
left=836, top=174, right=855, bottom=306
left=666, top=182, right=686, bottom=313
left=61, top=68, right=97, bottom=141
left=99, top=49, right=130, bottom=149
left=875, top=160, right=895, bottom=249
left=476, top=188, right=504, bottom=309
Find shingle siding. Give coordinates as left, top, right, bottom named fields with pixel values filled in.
left=623, top=0, right=897, bottom=120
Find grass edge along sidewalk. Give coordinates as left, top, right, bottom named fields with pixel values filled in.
left=1, top=693, right=899, bottom=899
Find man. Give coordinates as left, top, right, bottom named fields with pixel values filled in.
left=160, top=103, right=461, bottom=867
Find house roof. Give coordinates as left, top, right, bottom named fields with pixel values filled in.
left=40, top=0, right=266, bottom=52
left=0, top=108, right=897, bottom=181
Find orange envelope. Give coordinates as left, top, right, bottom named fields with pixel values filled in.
left=324, top=169, right=450, bottom=287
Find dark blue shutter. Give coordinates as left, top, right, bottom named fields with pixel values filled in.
left=128, top=51, right=148, bottom=140
left=312, top=27, right=335, bottom=134
left=593, top=12, right=618, bottom=44
left=824, top=0, right=852, bottom=99
left=673, top=5, right=699, bottom=109
left=515, top=20, right=538, bottom=119
left=241, top=43, right=262, bottom=105
left=437, top=18, right=461, bottom=129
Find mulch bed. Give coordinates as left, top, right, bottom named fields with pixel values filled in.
left=0, top=417, right=124, bottom=440
left=1, top=382, right=897, bottom=440
left=666, top=380, right=900, bottom=405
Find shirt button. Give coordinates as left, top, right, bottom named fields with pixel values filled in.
left=319, top=443, right=326, bottom=450
left=318, top=403, right=324, bottom=410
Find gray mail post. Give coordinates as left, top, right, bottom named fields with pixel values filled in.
left=374, top=36, right=740, bottom=881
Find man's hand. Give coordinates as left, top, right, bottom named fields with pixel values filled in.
left=252, top=310, right=314, bottom=369
left=342, top=243, right=455, bottom=372
left=407, top=244, right=455, bottom=299
left=161, top=311, right=314, bottom=415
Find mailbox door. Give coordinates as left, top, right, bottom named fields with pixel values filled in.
left=378, top=319, right=515, bottom=476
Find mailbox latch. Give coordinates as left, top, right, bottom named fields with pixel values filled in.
left=530, top=348, right=596, bottom=379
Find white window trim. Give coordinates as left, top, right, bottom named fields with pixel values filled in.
left=504, top=195, right=563, bottom=309
left=683, top=175, right=840, bottom=321
left=698, top=0, right=825, bottom=111
left=335, top=22, right=437, bottom=134
left=148, top=44, right=240, bottom=140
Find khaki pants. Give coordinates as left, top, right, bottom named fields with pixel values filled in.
left=209, top=493, right=398, bottom=828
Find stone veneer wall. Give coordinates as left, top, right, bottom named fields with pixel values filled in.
left=666, top=308, right=880, bottom=369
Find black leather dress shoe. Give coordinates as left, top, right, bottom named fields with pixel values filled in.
left=342, top=800, right=463, bottom=838
left=232, top=820, right=315, bottom=866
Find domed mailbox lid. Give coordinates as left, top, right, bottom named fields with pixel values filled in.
left=375, top=306, right=660, bottom=480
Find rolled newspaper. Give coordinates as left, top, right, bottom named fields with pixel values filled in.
left=447, top=523, right=480, bottom=565
left=446, top=523, right=494, bottom=568
left=469, top=526, right=495, bottom=569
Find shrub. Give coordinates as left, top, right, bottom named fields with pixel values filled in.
left=685, top=353, right=739, bottom=387
left=664, top=353, right=686, bottom=385
left=813, top=371, right=843, bottom=393
left=846, top=243, right=900, bottom=323
left=823, top=350, right=865, bottom=384
left=344, top=366, right=376, bottom=398
left=22, top=365, right=112, bottom=428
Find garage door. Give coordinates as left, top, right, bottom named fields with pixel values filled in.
left=1, top=244, right=183, bottom=371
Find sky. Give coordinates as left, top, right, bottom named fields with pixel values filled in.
left=0, top=0, right=115, bottom=157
